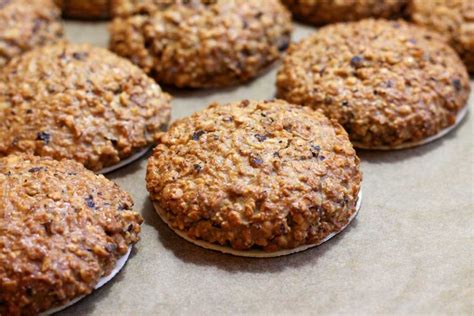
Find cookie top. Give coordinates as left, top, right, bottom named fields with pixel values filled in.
left=111, top=0, right=164, bottom=17
left=0, top=0, right=63, bottom=66
left=0, top=155, right=142, bottom=315
left=276, top=19, right=470, bottom=149
left=57, top=0, right=112, bottom=19
left=109, top=0, right=292, bottom=88
left=410, top=0, right=474, bottom=72
left=146, top=99, right=361, bottom=252
left=0, top=42, right=171, bottom=172
left=281, top=0, right=407, bottom=25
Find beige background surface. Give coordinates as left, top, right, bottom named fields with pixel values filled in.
left=60, top=21, right=473, bottom=315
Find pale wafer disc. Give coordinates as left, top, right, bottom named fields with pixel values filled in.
left=353, top=106, right=468, bottom=150
left=100, top=146, right=151, bottom=174
left=41, top=246, right=132, bottom=315
left=154, top=191, right=363, bottom=258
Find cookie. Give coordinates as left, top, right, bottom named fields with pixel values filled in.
left=146, top=99, right=362, bottom=255
left=0, top=42, right=171, bottom=172
left=111, top=0, right=165, bottom=17
left=109, top=0, right=292, bottom=88
left=0, top=0, right=63, bottom=67
left=56, top=0, right=112, bottom=19
left=409, top=0, right=474, bottom=73
left=276, top=19, right=470, bottom=149
left=0, top=155, right=143, bottom=315
left=281, top=0, right=407, bottom=25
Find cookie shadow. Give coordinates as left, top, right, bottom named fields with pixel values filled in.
left=142, top=198, right=359, bottom=274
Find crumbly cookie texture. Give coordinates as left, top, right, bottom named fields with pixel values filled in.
left=109, top=0, right=292, bottom=88
left=56, top=0, right=112, bottom=19
left=276, top=19, right=470, bottom=149
left=0, top=0, right=63, bottom=67
left=147, top=100, right=361, bottom=252
left=111, top=0, right=169, bottom=17
left=0, top=42, right=171, bottom=172
left=410, top=0, right=474, bottom=73
left=281, top=0, right=407, bottom=25
left=0, top=155, right=143, bottom=315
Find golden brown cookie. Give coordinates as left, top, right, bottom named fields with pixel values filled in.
left=281, top=0, right=407, bottom=25
left=0, top=42, right=171, bottom=172
left=111, top=0, right=165, bottom=17
left=109, top=0, right=292, bottom=88
left=57, top=0, right=112, bottom=19
left=409, top=0, right=474, bottom=73
left=0, top=0, right=63, bottom=67
left=277, top=19, right=470, bottom=149
left=146, top=99, right=362, bottom=255
left=0, top=155, right=143, bottom=315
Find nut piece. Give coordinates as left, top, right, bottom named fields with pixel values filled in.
left=281, top=0, right=407, bottom=25
left=276, top=19, right=470, bottom=148
left=0, top=155, right=143, bottom=315
left=409, top=0, right=474, bottom=73
left=146, top=99, right=362, bottom=252
left=0, top=42, right=171, bottom=171
left=109, top=0, right=292, bottom=88
left=0, top=0, right=63, bottom=66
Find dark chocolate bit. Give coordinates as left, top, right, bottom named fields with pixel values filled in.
left=72, top=52, right=89, bottom=61
left=193, top=164, right=202, bottom=172
left=452, top=79, right=462, bottom=92
left=28, top=167, right=43, bottom=173
left=43, top=222, right=52, bottom=235
left=277, top=37, right=290, bottom=52
left=192, top=130, right=205, bottom=141
left=311, top=144, right=321, bottom=158
left=249, top=154, right=263, bottom=167
left=319, top=155, right=326, bottom=161
left=273, top=151, right=281, bottom=158
left=350, top=56, right=364, bottom=68
left=341, top=100, right=349, bottom=106
left=85, top=195, right=95, bottom=209
left=36, top=131, right=51, bottom=145
left=324, top=96, right=333, bottom=105
left=26, top=109, right=33, bottom=114
left=255, top=134, right=267, bottom=142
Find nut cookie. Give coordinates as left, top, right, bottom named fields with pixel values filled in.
left=57, top=0, right=112, bottom=19
left=109, top=0, right=292, bottom=88
left=277, top=19, right=470, bottom=149
left=0, top=0, right=63, bottom=67
left=410, top=0, right=474, bottom=73
left=147, top=99, right=362, bottom=254
left=0, top=42, right=171, bottom=172
left=281, top=0, right=407, bottom=25
left=0, top=155, right=142, bottom=315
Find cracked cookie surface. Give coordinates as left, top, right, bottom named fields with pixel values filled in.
left=0, top=42, right=171, bottom=171
left=0, top=155, right=143, bottom=315
left=147, top=99, right=361, bottom=252
left=276, top=19, right=470, bottom=148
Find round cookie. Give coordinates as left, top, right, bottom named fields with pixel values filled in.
left=281, top=0, right=407, bottom=25
left=0, top=0, right=63, bottom=67
left=56, top=0, right=112, bottom=19
left=276, top=19, right=471, bottom=149
left=109, top=0, right=292, bottom=88
left=0, top=42, right=171, bottom=172
left=146, top=99, right=362, bottom=255
left=0, top=155, right=143, bottom=315
left=409, top=0, right=474, bottom=73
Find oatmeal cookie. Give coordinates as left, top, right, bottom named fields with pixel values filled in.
left=281, top=0, right=407, bottom=25
left=409, top=0, right=474, bottom=73
left=0, top=0, right=63, bottom=67
left=109, top=0, right=292, bottom=88
left=146, top=99, right=362, bottom=254
left=0, top=155, right=143, bottom=315
left=276, top=19, right=470, bottom=149
left=57, top=0, right=112, bottom=19
left=0, top=42, right=171, bottom=172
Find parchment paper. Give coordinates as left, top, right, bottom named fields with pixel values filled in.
left=59, top=21, right=474, bottom=315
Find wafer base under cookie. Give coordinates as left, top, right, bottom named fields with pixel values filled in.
left=354, top=107, right=468, bottom=150
left=100, top=146, right=151, bottom=174
left=154, top=191, right=363, bottom=258
left=42, top=246, right=132, bottom=315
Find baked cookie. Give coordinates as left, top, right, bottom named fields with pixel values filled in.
left=409, top=0, right=474, bottom=73
left=146, top=99, right=362, bottom=256
left=0, top=42, right=171, bottom=172
left=57, top=0, right=112, bottom=19
left=276, top=19, right=470, bottom=149
left=0, top=155, right=143, bottom=315
left=281, top=0, right=407, bottom=25
left=111, top=0, right=165, bottom=17
left=0, top=0, right=63, bottom=67
left=109, top=0, right=292, bottom=88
